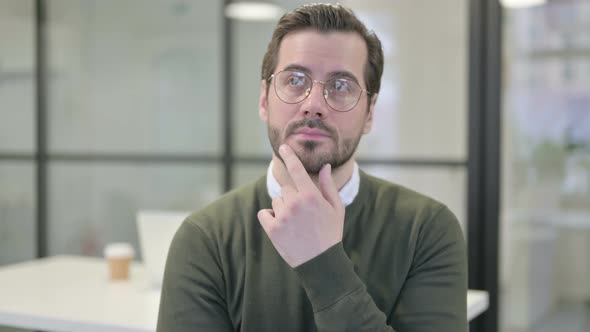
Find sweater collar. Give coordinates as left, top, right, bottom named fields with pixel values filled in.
left=266, top=160, right=360, bottom=207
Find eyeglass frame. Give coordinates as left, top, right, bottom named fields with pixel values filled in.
left=267, top=70, right=372, bottom=112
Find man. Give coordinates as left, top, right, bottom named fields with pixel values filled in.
left=157, top=3, right=467, bottom=332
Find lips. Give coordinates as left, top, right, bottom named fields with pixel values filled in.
left=292, top=127, right=331, bottom=139
left=285, top=119, right=336, bottom=142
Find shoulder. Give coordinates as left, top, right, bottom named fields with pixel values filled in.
left=360, top=171, right=466, bottom=268
left=360, top=171, right=445, bottom=215
left=360, top=171, right=462, bottom=236
left=178, top=175, right=267, bottom=242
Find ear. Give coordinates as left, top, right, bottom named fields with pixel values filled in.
left=363, top=93, right=378, bottom=134
left=259, top=80, right=269, bottom=123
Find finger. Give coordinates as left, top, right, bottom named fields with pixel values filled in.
left=271, top=196, right=285, bottom=214
left=318, top=163, right=341, bottom=208
left=278, top=144, right=316, bottom=193
left=257, top=209, right=275, bottom=233
left=280, top=184, right=297, bottom=200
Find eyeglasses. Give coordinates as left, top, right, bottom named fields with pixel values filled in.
left=268, top=70, right=370, bottom=112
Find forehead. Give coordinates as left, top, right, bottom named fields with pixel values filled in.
left=276, top=29, right=368, bottom=82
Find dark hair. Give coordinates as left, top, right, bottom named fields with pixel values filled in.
left=261, top=3, right=384, bottom=102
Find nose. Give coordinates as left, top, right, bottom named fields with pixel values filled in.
left=301, top=82, right=328, bottom=119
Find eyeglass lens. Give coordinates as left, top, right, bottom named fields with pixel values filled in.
left=273, top=70, right=363, bottom=112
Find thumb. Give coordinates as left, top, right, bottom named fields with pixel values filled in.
left=318, top=163, right=341, bottom=208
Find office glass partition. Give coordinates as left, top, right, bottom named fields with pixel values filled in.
left=0, top=0, right=35, bottom=153
left=43, top=0, right=225, bottom=257
left=46, top=0, right=223, bottom=154
left=351, top=0, right=467, bottom=160
left=0, top=163, right=36, bottom=265
left=231, top=19, right=275, bottom=157
left=0, top=79, right=35, bottom=153
left=48, top=163, right=220, bottom=257
left=0, top=0, right=35, bottom=271
left=500, top=1, right=590, bottom=331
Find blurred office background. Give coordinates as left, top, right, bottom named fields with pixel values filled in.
left=500, top=1, right=590, bottom=332
left=0, top=1, right=588, bottom=332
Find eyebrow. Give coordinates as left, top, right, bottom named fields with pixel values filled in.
left=281, top=64, right=361, bottom=84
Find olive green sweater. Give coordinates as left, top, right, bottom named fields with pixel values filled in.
left=157, top=171, right=467, bottom=332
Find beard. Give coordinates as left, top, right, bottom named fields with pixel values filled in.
left=267, top=118, right=362, bottom=175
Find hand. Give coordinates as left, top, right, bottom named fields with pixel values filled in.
left=257, top=144, right=345, bottom=267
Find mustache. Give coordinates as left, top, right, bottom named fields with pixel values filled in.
left=285, top=118, right=337, bottom=138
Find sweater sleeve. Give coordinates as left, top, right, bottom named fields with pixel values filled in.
left=157, top=220, right=234, bottom=332
left=393, top=206, right=468, bottom=331
left=294, top=242, right=394, bottom=331
left=294, top=206, right=468, bottom=332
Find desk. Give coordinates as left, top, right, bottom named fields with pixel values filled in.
left=0, top=256, right=489, bottom=331
left=0, top=256, right=158, bottom=332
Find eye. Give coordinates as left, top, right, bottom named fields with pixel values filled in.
left=332, top=78, right=352, bottom=93
left=286, top=74, right=306, bottom=87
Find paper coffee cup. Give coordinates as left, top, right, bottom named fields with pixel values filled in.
left=104, top=243, right=135, bottom=280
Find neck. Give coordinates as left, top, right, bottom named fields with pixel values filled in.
left=271, top=154, right=355, bottom=191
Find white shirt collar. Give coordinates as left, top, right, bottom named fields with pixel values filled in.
left=266, top=160, right=360, bottom=206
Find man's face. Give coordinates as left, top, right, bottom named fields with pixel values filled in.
left=259, top=29, right=375, bottom=174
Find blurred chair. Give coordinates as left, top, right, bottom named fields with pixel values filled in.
left=136, top=210, right=189, bottom=288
